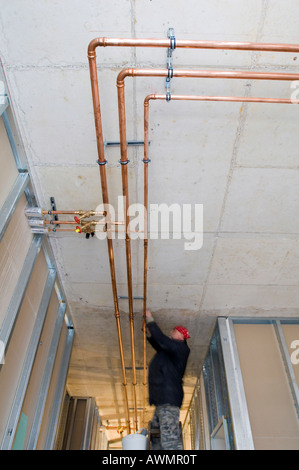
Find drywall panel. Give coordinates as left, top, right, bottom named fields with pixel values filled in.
left=36, top=321, right=68, bottom=449
left=0, top=116, right=19, bottom=209
left=0, top=248, right=47, bottom=441
left=21, top=287, right=60, bottom=448
left=0, top=242, right=19, bottom=330
left=0, top=194, right=33, bottom=329
left=234, top=323, right=299, bottom=450
left=2, top=194, right=33, bottom=268
left=24, top=248, right=49, bottom=314
left=0, top=296, right=34, bottom=441
left=281, top=324, right=299, bottom=387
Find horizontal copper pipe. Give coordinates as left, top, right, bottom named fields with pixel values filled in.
left=145, top=94, right=299, bottom=105
left=88, top=37, right=299, bottom=54
left=48, top=228, right=77, bottom=232
left=118, top=68, right=299, bottom=83
left=44, top=220, right=124, bottom=225
left=45, top=220, right=78, bottom=225
left=47, top=227, right=141, bottom=235
left=42, top=210, right=105, bottom=215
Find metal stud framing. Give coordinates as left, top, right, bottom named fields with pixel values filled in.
left=218, top=317, right=255, bottom=450
left=43, top=327, right=74, bottom=450
left=27, top=302, right=67, bottom=449
left=0, top=172, right=29, bottom=241
left=1, top=269, right=56, bottom=449
left=0, top=66, right=74, bottom=450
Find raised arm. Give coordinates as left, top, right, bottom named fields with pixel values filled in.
left=146, top=310, right=179, bottom=354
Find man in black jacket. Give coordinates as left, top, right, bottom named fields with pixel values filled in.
left=146, top=310, right=190, bottom=450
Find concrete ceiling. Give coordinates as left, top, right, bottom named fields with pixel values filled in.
left=1, top=0, right=299, bottom=447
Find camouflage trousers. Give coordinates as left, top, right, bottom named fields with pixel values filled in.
left=151, top=404, right=183, bottom=450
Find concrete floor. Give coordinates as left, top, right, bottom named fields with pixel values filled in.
left=1, top=0, right=299, bottom=447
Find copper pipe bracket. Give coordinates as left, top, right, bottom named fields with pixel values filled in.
left=50, top=196, right=60, bottom=227
left=168, top=27, right=176, bottom=51
left=104, top=140, right=148, bottom=147
left=119, top=159, right=130, bottom=165
left=165, top=28, right=175, bottom=100
left=97, top=159, right=108, bottom=166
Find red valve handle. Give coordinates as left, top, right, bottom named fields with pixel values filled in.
left=75, top=226, right=81, bottom=233
left=74, top=216, right=80, bottom=223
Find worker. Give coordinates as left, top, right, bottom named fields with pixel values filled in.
left=145, top=309, right=190, bottom=450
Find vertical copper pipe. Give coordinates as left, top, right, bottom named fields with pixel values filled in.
left=88, top=46, right=131, bottom=433
left=142, top=99, right=150, bottom=426
left=117, top=78, right=139, bottom=432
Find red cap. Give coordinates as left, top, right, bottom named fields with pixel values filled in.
left=175, top=326, right=190, bottom=340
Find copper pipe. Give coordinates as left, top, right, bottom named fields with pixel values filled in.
left=117, top=77, right=139, bottom=432
left=48, top=228, right=139, bottom=233
left=88, top=44, right=131, bottom=433
left=117, top=67, right=299, bottom=83
left=44, top=220, right=111, bottom=226
left=48, top=228, right=77, bottom=232
left=88, top=35, right=299, bottom=432
left=42, top=210, right=105, bottom=215
left=117, top=67, right=299, bottom=427
left=44, top=220, right=124, bottom=225
left=142, top=99, right=150, bottom=427
left=145, top=94, right=299, bottom=104
left=47, top=228, right=107, bottom=233
left=141, top=89, right=299, bottom=423
left=88, top=36, right=299, bottom=53
left=45, top=220, right=78, bottom=225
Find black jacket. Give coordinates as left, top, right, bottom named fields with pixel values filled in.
left=147, top=321, right=190, bottom=408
